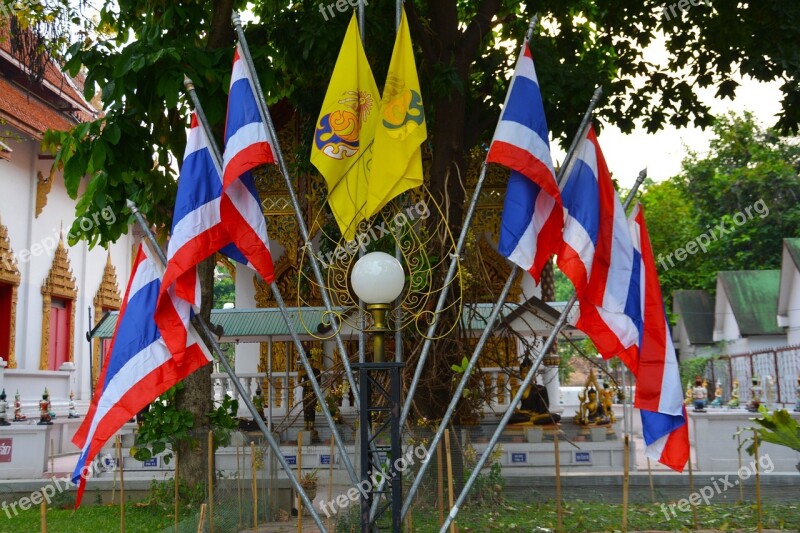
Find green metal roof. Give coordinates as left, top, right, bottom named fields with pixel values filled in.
left=673, top=290, right=715, bottom=344
left=784, top=238, right=800, bottom=270
left=718, top=270, right=782, bottom=336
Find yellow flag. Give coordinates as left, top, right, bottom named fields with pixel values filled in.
left=311, top=14, right=380, bottom=239
left=366, top=8, right=427, bottom=219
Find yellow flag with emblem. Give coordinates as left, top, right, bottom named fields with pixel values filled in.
left=311, top=14, right=380, bottom=240
left=366, top=8, right=427, bottom=219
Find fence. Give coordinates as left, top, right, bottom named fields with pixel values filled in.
left=698, top=345, right=800, bottom=406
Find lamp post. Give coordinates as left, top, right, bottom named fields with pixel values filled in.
left=350, top=252, right=405, bottom=532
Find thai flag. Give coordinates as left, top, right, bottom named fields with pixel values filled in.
left=628, top=203, right=690, bottom=472
left=487, top=40, right=563, bottom=283
left=557, top=126, right=641, bottom=363
left=71, top=244, right=211, bottom=507
left=220, top=42, right=275, bottom=283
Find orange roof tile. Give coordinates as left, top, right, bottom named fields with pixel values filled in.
left=0, top=77, right=75, bottom=138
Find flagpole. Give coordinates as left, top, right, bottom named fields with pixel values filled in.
left=182, top=78, right=361, bottom=488
left=358, top=0, right=365, bottom=44
left=231, top=12, right=361, bottom=408
left=399, top=14, right=541, bottom=430
left=438, top=168, right=647, bottom=532
left=126, top=201, right=330, bottom=533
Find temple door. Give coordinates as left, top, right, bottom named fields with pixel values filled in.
left=49, top=298, right=70, bottom=370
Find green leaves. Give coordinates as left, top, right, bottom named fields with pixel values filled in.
left=742, top=408, right=800, bottom=456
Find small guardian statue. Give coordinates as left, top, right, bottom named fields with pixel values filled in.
left=13, top=390, right=26, bottom=422
left=794, top=374, right=800, bottom=412
left=68, top=391, right=79, bottom=418
left=728, top=379, right=740, bottom=408
left=764, top=375, right=776, bottom=410
left=710, top=380, right=723, bottom=407
left=38, top=388, right=53, bottom=425
left=685, top=381, right=693, bottom=406
left=0, top=389, right=10, bottom=426
left=692, top=376, right=707, bottom=412
left=747, top=376, right=763, bottom=412
left=574, top=369, right=610, bottom=426
left=509, top=356, right=561, bottom=425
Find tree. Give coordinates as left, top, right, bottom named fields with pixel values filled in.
left=36, top=0, right=800, bottom=481
left=642, top=112, right=800, bottom=302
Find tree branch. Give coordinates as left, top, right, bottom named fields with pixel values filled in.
left=405, top=1, right=436, bottom=78
left=457, top=0, right=503, bottom=73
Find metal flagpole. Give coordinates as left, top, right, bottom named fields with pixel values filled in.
left=400, top=14, right=544, bottom=429
left=126, top=201, right=330, bottom=533
left=230, top=12, right=361, bottom=407
left=359, top=0, right=365, bottom=43
left=182, top=78, right=360, bottom=486
left=439, top=169, right=648, bottom=532
left=401, top=83, right=606, bottom=517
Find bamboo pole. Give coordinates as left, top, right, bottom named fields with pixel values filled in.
left=554, top=432, right=563, bottom=533
left=40, top=499, right=46, bottom=533
left=208, top=430, right=214, bottom=533
left=197, top=503, right=206, bottom=533
left=622, top=435, right=629, bottom=533
left=297, top=431, right=303, bottom=533
left=736, top=429, right=744, bottom=503
left=327, top=436, right=334, bottom=533
left=444, top=429, right=457, bottom=533
left=251, top=442, right=258, bottom=531
left=646, top=458, right=655, bottom=502
left=117, top=435, right=125, bottom=533
left=754, top=431, right=763, bottom=533
left=688, top=456, right=698, bottom=530
left=437, top=439, right=444, bottom=528
left=50, top=438, right=54, bottom=474
left=237, top=442, right=243, bottom=529
left=174, top=452, right=179, bottom=533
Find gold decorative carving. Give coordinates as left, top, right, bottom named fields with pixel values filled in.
left=35, top=170, right=55, bottom=218
left=0, top=220, right=20, bottom=368
left=92, top=254, right=121, bottom=386
left=216, top=255, right=237, bottom=284
left=40, top=238, right=78, bottom=370
left=254, top=253, right=322, bottom=309
left=464, top=236, right=522, bottom=303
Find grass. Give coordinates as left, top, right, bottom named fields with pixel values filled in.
left=2, top=499, right=798, bottom=532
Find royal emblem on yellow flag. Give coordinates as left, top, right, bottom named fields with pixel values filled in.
left=366, top=8, right=427, bottom=219
left=311, top=14, right=380, bottom=239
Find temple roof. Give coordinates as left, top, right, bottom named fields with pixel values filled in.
left=673, top=290, right=715, bottom=345
left=717, top=270, right=782, bottom=336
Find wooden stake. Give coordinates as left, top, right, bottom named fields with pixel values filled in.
left=237, top=442, right=243, bottom=529
left=116, top=435, right=125, bottom=533
left=754, top=430, right=763, bottom=533
left=50, top=438, right=54, bottom=474
left=444, top=429, right=457, bottom=533
left=208, top=430, right=214, bottom=533
left=196, top=503, right=206, bottom=533
left=437, top=437, right=444, bottom=528
left=646, top=458, right=655, bottom=502
left=40, top=499, right=46, bottom=533
left=251, top=442, right=257, bottom=531
left=622, top=435, right=629, bottom=533
left=327, top=436, right=335, bottom=533
left=688, top=455, right=698, bottom=531
left=297, top=431, right=303, bottom=533
left=554, top=431, right=563, bottom=533
left=174, top=452, right=180, bottom=533
left=736, top=430, right=744, bottom=503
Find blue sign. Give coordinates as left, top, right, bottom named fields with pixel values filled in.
left=574, top=451, right=591, bottom=463
left=143, top=458, right=158, bottom=468
left=511, top=452, right=527, bottom=464
left=285, top=455, right=297, bottom=465
left=320, top=455, right=331, bottom=465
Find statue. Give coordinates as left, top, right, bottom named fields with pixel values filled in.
left=599, top=382, right=616, bottom=423
left=299, top=365, right=321, bottom=431
left=0, top=389, right=9, bottom=426
left=574, top=370, right=610, bottom=426
left=728, top=379, right=740, bottom=408
left=13, top=390, right=26, bottom=422
left=38, top=388, right=52, bottom=425
left=794, top=374, right=800, bottom=412
left=508, top=356, right=561, bottom=425
left=764, top=375, right=776, bottom=410
left=710, top=380, right=723, bottom=407
left=68, top=390, right=79, bottom=418
left=747, top=376, right=763, bottom=412
left=685, top=381, right=693, bottom=406
left=692, top=376, right=707, bottom=412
